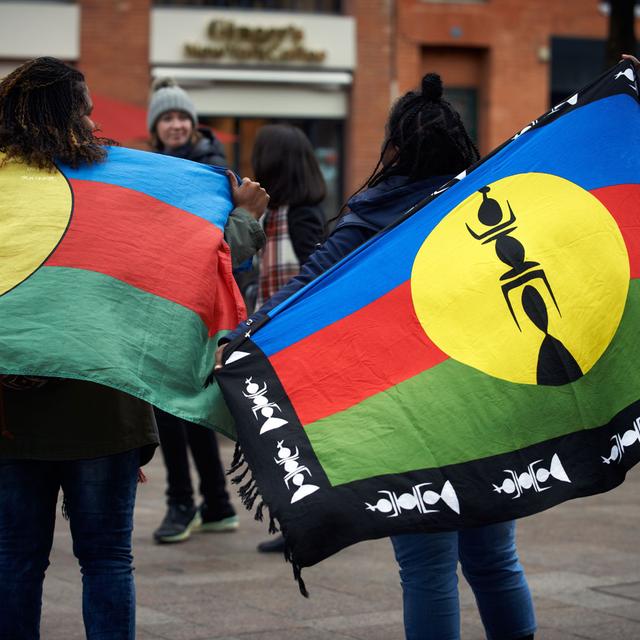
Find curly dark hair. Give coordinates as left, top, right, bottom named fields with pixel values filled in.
left=0, top=57, right=110, bottom=169
left=361, top=72, right=480, bottom=191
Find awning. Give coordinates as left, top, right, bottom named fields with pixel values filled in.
left=151, top=67, right=353, bottom=86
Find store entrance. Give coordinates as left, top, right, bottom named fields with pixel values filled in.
left=202, top=116, right=344, bottom=219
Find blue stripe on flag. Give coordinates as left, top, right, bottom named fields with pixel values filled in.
left=253, top=94, right=640, bottom=357
left=59, top=146, right=232, bottom=231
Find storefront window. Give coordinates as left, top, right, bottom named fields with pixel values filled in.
left=550, top=37, right=640, bottom=107
left=154, top=0, right=342, bottom=12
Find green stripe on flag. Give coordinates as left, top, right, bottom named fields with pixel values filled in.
left=0, top=267, right=235, bottom=437
left=306, top=280, right=640, bottom=486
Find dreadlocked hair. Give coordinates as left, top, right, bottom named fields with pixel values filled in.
left=361, top=72, right=480, bottom=192
left=0, top=57, right=110, bottom=170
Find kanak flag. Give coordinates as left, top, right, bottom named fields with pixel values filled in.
left=216, top=61, right=640, bottom=581
left=0, top=147, right=245, bottom=437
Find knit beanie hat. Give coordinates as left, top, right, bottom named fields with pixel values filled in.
left=147, top=78, right=198, bottom=132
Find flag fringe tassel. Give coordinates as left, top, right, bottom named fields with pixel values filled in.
left=228, top=441, right=308, bottom=597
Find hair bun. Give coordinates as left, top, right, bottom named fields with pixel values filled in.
left=421, top=73, right=443, bottom=102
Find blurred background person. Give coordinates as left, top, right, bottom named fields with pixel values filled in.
left=249, top=123, right=326, bottom=552
left=147, top=79, right=267, bottom=544
left=149, top=78, right=225, bottom=166
left=252, top=124, right=326, bottom=312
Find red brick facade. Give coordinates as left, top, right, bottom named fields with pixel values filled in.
left=343, top=0, right=395, bottom=194
left=341, top=0, right=628, bottom=193
left=68, top=1, right=635, bottom=195
left=79, top=0, right=151, bottom=108
left=396, top=1, right=612, bottom=155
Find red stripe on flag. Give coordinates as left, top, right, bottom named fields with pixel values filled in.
left=269, top=281, right=448, bottom=426
left=46, top=179, right=245, bottom=334
left=591, top=184, right=640, bottom=278
left=272, top=184, right=639, bottom=426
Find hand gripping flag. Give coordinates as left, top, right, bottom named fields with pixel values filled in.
left=0, top=147, right=245, bottom=437
left=216, top=61, right=640, bottom=589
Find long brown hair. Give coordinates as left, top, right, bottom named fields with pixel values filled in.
left=0, top=57, right=109, bottom=169
left=252, top=124, right=326, bottom=209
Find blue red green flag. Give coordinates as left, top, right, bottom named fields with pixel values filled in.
left=0, top=147, right=244, bottom=437
left=216, top=62, right=640, bottom=582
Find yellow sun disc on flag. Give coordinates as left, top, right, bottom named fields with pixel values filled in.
left=411, top=173, right=630, bottom=385
left=0, top=155, right=72, bottom=296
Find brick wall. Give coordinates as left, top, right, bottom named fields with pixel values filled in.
left=72, top=1, right=631, bottom=194
left=395, top=0, right=616, bottom=154
left=79, top=0, right=151, bottom=108
left=343, top=0, right=395, bottom=195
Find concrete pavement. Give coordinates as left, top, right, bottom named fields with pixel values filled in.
left=41, top=438, right=640, bottom=639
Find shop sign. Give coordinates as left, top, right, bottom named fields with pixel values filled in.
left=184, top=19, right=327, bottom=64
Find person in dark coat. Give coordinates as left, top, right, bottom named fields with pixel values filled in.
left=248, top=124, right=327, bottom=552
left=217, top=74, right=536, bottom=640
left=0, top=57, right=268, bottom=639
left=148, top=80, right=226, bottom=166
left=148, top=80, right=267, bottom=544
left=252, top=124, right=326, bottom=310
left=148, top=79, right=265, bottom=269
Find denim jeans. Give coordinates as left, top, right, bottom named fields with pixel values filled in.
left=0, top=449, right=140, bottom=640
left=391, top=521, right=536, bottom=640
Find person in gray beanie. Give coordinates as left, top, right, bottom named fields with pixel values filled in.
left=148, top=79, right=226, bottom=165
left=147, top=79, right=268, bottom=546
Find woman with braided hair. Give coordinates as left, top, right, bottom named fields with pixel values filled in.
left=0, top=58, right=153, bottom=640
left=0, top=57, right=267, bottom=639
left=217, top=73, right=536, bottom=640
left=0, top=57, right=109, bottom=168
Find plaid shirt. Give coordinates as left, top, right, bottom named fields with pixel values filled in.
left=256, top=205, right=301, bottom=308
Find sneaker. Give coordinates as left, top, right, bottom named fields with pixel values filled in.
left=153, top=504, right=201, bottom=544
left=197, top=503, right=239, bottom=533
left=199, top=514, right=240, bottom=533
left=256, top=534, right=285, bottom=553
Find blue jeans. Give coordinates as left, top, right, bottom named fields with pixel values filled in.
left=0, top=449, right=140, bottom=640
left=391, top=521, right=536, bottom=640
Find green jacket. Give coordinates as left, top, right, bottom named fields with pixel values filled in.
left=225, top=207, right=265, bottom=268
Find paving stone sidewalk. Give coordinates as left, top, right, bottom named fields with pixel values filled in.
left=41, top=438, right=640, bottom=639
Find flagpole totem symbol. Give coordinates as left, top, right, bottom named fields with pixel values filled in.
left=365, top=480, right=460, bottom=518
left=602, top=417, right=640, bottom=464
left=467, top=186, right=583, bottom=386
left=492, top=453, right=571, bottom=499
left=240, top=376, right=321, bottom=505
left=243, top=377, right=288, bottom=434
left=275, top=441, right=320, bottom=504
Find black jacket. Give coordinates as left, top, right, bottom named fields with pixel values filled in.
left=286, top=204, right=326, bottom=266
left=224, top=174, right=450, bottom=343
left=164, top=128, right=226, bottom=167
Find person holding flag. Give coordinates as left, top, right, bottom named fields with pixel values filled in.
left=0, top=57, right=267, bottom=639
left=217, top=73, right=536, bottom=640
left=146, top=79, right=266, bottom=544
